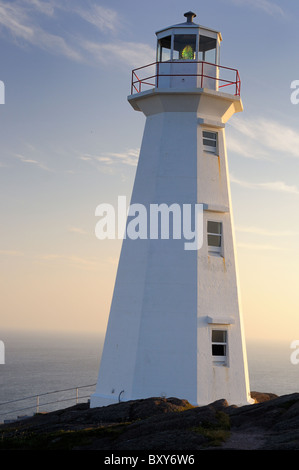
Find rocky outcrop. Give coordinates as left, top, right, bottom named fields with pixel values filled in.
left=1, top=392, right=299, bottom=450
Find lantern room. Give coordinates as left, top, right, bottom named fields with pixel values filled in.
left=130, top=12, right=240, bottom=96
left=154, top=12, right=222, bottom=90
left=156, top=11, right=221, bottom=64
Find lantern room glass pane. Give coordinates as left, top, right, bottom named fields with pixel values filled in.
left=173, top=34, right=196, bottom=60
left=159, top=35, right=171, bottom=62
left=204, top=47, right=216, bottom=64
left=199, top=35, right=217, bottom=63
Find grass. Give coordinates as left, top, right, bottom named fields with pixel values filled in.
left=190, top=411, right=231, bottom=447
left=0, top=405, right=232, bottom=450
left=0, top=422, right=130, bottom=450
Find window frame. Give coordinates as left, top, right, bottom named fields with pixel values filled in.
left=207, top=220, right=222, bottom=254
left=202, top=130, right=218, bottom=154
left=211, top=329, right=228, bottom=364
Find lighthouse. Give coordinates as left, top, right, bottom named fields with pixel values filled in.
left=91, top=12, right=253, bottom=408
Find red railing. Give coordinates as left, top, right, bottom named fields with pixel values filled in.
left=131, top=61, right=241, bottom=96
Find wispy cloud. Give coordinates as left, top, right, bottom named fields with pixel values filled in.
left=0, top=1, right=82, bottom=61
left=0, top=2, right=32, bottom=39
left=235, top=224, right=298, bottom=252
left=104, top=149, right=139, bottom=167
left=228, top=117, right=299, bottom=160
left=0, top=247, right=109, bottom=270
left=0, top=250, right=24, bottom=256
left=80, top=148, right=139, bottom=170
left=237, top=242, right=284, bottom=251
left=230, top=174, right=299, bottom=195
left=258, top=181, right=299, bottom=195
left=227, top=134, right=270, bottom=160
left=80, top=40, right=154, bottom=69
left=13, top=153, right=52, bottom=172
left=227, top=0, right=285, bottom=17
left=37, top=253, right=99, bottom=270
left=21, top=0, right=55, bottom=16
left=0, top=1, right=154, bottom=67
left=236, top=226, right=298, bottom=237
left=72, top=4, right=120, bottom=33
left=68, top=226, right=88, bottom=235
left=36, top=252, right=118, bottom=270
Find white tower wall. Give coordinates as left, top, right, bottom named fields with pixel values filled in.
left=91, top=87, right=252, bottom=408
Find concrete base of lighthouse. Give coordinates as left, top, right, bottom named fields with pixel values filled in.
left=90, top=87, right=253, bottom=410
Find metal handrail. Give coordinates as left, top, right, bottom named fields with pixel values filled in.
left=131, top=60, right=241, bottom=96
left=0, top=383, right=96, bottom=419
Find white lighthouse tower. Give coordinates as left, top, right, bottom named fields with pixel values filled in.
left=91, top=12, right=253, bottom=408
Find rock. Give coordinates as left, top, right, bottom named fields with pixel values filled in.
left=1, top=392, right=299, bottom=450
left=250, top=391, right=278, bottom=403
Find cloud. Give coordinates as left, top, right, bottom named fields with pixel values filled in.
left=80, top=148, right=139, bottom=170
left=36, top=252, right=119, bottom=270
left=0, top=1, right=154, bottom=68
left=72, top=4, right=120, bottom=33
left=230, top=174, right=299, bottom=195
left=0, top=247, right=109, bottom=270
left=227, top=134, right=270, bottom=160
left=227, top=0, right=285, bottom=17
left=81, top=40, right=155, bottom=69
left=0, top=2, right=33, bottom=38
left=0, top=1, right=82, bottom=60
left=0, top=250, right=24, bottom=256
left=258, top=181, right=299, bottom=195
left=228, top=117, right=299, bottom=160
left=37, top=253, right=99, bottom=270
left=237, top=242, right=284, bottom=251
left=235, top=224, right=298, bottom=252
left=35, top=30, right=82, bottom=61
left=68, top=226, right=88, bottom=235
left=236, top=226, right=297, bottom=237
left=13, top=153, right=52, bottom=172
left=104, top=149, right=139, bottom=167
left=21, top=0, right=55, bottom=16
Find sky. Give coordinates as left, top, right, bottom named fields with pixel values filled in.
left=0, top=0, right=299, bottom=345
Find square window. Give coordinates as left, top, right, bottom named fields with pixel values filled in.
left=203, top=130, right=217, bottom=153
left=212, top=330, right=226, bottom=343
left=207, top=221, right=222, bottom=253
left=212, top=330, right=227, bottom=363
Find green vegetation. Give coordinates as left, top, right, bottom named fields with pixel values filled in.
left=190, top=411, right=231, bottom=447
left=0, top=423, right=130, bottom=450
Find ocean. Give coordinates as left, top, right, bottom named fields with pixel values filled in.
left=0, top=330, right=104, bottom=423
left=0, top=330, right=298, bottom=423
